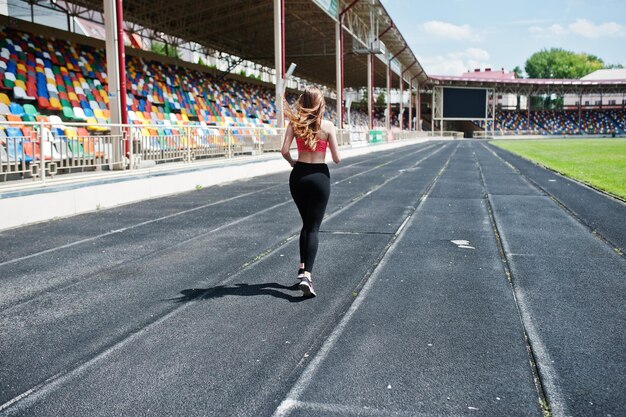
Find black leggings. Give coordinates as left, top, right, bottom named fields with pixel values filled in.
left=289, top=162, right=331, bottom=273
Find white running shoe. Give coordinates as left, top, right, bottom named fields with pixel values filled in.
left=299, top=276, right=317, bottom=297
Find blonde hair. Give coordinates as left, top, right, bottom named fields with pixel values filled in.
left=284, top=87, right=325, bottom=151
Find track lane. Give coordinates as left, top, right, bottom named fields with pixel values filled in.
left=0, top=143, right=450, bottom=411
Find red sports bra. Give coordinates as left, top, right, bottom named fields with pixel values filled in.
left=296, top=137, right=328, bottom=153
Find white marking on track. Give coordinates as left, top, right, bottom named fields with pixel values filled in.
left=451, top=239, right=475, bottom=249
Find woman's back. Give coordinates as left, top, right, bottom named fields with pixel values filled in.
left=295, top=119, right=338, bottom=164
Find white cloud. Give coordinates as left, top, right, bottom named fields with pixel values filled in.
left=422, top=21, right=479, bottom=41
left=569, top=19, right=625, bottom=38
left=529, top=19, right=625, bottom=38
left=419, top=48, right=492, bottom=76
left=530, top=24, right=567, bottom=36
left=449, top=47, right=490, bottom=61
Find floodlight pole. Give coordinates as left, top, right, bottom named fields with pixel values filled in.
left=274, top=0, right=286, bottom=128
left=336, top=0, right=360, bottom=129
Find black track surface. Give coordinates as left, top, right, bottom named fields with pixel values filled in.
left=0, top=141, right=623, bottom=417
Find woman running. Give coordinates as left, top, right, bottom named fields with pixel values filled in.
left=281, top=87, right=341, bottom=297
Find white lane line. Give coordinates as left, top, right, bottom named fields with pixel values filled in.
left=0, top=184, right=282, bottom=268
left=280, top=399, right=446, bottom=417
left=0, top=144, right=434, bottom=269
left=272, top=144, right=457, bottom=417
left=475, top=147, right=568, bottom=417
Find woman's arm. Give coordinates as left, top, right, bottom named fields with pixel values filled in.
left=326, top=121, right=341, bottom=164
left=281, top=123, right=296, bottom=166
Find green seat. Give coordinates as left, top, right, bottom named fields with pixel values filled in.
left=62, top=106, right=76, bottom=120
left=60, top=99, right=71, bottom=107
left=16, top=73, right=26, bottom=82
left=23, top=103, right=38, bottom=116
left=22, top=114, right=36, bottom=122
left=3, top=79, right=14, bottom=89
left=52, top=66, right=61, bottom=75
left=57, top=85, right=66, bottom=93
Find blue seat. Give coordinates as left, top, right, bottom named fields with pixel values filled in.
left=4, top=127, right=33, bottom=163
left=9, top=102, right=25, bottom=116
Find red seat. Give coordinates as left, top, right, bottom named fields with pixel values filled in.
left=37, top=97, right=51, bottom=109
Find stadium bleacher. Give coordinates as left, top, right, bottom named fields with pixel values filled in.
left=1, top=24, right=624, bottom=181
left=475, top=109, right=626, bottom=135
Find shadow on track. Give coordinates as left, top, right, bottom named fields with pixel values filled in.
left=170, top=282, right=311, bottom=303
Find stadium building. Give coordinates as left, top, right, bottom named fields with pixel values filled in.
left=1, top=0, right=626, bottom=184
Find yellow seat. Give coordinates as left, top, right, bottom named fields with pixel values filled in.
left=49, top=97, right=62, bottom=110
left=86, top=117, right=108, bottom=132
left=0, top=93, right=10, bottom=105
left=64, top=127, right=78, bottom=139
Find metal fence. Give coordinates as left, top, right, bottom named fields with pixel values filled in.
left=1, top=120, right=423, bottom=183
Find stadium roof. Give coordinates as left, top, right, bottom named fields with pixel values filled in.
left=426, top=75, right=626, bottom=95
left=61, top=0, right=428, bottom=90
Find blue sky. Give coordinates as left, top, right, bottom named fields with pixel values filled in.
left=380, top=0, right=626, bottom=76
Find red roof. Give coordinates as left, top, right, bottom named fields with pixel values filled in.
left=428, top=75, right=626, bottom=86
left=461, top=69, right=515, bottom=80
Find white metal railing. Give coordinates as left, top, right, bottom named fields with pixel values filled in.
left=1, top=120, right=423, bottom=183
left=426, top=131, right=464, bottom=138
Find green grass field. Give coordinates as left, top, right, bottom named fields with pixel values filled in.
left=491, top=139, right=626, bottom=200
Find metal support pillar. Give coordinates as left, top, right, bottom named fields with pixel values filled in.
left=388, top=45, right=407, bottom=130
left=408, top=78, right=413, bottom=131
left=399, top=61, right=416, bottom=130
left=526, top=94, right=532, bottom=130
left=416, top=81, right=421, bottom=131
left=578, top=94, right=582, bottom=133
left=335, top=18, right=343, bottom=128
left=104, top=0, right=127, bottom=168
left=399, top=68, right=403, bottom=130
left=274, top=0, right=285, bottom=128
left=367, top=53, right=373, bottom=130
left=386, top=61, right=391, bottom=131
left=336, top=0, right=360, bottom=129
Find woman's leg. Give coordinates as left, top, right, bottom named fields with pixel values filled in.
left=301, top=172, right=330, bottom=273
left=290, top=167, right=309, bottom=268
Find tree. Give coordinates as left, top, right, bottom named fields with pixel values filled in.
left=524, top=48, right=604, bottom=79
left=150, top=41, right=181, bottom=59
left=605, top=63, right=624, bottom=69
left=512, top=66, right=523, bottom=79
left=376, top=92, right=386, bottom=106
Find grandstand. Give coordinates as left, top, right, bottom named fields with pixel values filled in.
left=2, top=1, right=626, bottom=184
left=474, top=109, right=626, bottom=135
left=0, top=21, right=391, bottom=181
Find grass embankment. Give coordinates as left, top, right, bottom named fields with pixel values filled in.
left=491, top=139, right=626, bottom=200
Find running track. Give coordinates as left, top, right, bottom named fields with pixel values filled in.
left=0, top=141, right=624, bottom=416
